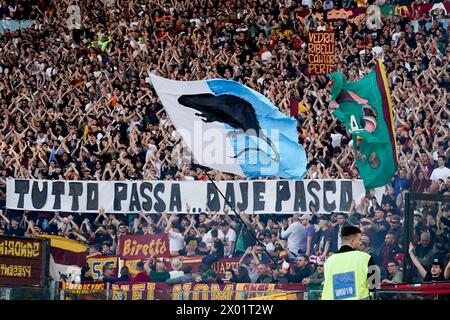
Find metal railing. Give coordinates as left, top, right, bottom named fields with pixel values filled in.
left=301, top=282, right=450, bottom=300
left=0, top=283, right=306, bottom=300
left=2, top=282, right=449, bottom=300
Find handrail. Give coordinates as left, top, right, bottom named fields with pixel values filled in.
left=1, top=282, right=449, bottom=300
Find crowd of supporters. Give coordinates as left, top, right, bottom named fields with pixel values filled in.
left=0, top=0, right=449, bottom=286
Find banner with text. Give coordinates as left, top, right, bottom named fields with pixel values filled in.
left=60, top=282, right=107, bottom=300
left=308, top=31, right=335, bottom=75
left=0, top=235, right=50, bottom=287
left=6, top=179, right=383, bottom=214
left=118, top=234, right=170, bottom=260
left=302, top=2, right=450, bottom=26
left=87, top=256, right=118, bottom=280
left=110, top=282, right=305, bottom=300
left=122, top=256, right=241, bottom=278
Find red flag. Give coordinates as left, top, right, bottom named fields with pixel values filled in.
left=290, top=97, right=307, bottom=117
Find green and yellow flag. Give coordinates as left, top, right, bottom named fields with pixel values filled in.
left=328, top=58, right=398, bottom=189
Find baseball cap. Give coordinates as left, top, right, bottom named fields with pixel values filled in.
left=300, top=214, right=312, bottom=221
left=394, top=253, right=404, bottom=261
left=432, top=259, right=443, bottom=268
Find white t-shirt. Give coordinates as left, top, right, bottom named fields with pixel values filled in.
left=171, top=130, right=181, bottom=142
left=146, top=144, right=157, bottom=161
left=160, top=118, right=170, bottom=128
left=280, top=221, right=305, bottom=256
left=331, top=133, right=343, bottom=148
left=392, top=31, right=402, bottom=46
left=430, top=167, right=450, bottom=181
left=256, top=77, right=265, bottom=86
left=432, top=151, right=439, bottom=162
left=372, top=46, right=383, bottom=59
left=190, top=18, right=201, bottom=27
left=168, top=231, right=185, bottom=252
left=36, top=134, right=48, bottom=144
left=223, top=228, right=237, bottom=257
left=169, top=270, right=184, bottom=279
left=261, top=51, right=272, bottom=61
left=45, top=67, right=53, bottom=77
left=264, top=242, right=275, bottom=252
left=202, top=229, right=225, bottom=249
left=56, top=218, right=71, bottom=232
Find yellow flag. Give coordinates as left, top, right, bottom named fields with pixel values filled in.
left=82, top=125, right=89, bottom=143
left=298, top=103, right=308, bottom=114
left=38, top=234, right=88, bottom=253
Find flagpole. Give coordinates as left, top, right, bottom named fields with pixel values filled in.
left=202, top=169, right=279, bottom=267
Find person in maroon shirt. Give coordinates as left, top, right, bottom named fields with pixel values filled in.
left=131, top=261, right=150, bottom=282
left=415, top=153, right=435, bottom=179
left=377, top=232, right=401, bottom=274
left=411, top=171, right=431, bottom=193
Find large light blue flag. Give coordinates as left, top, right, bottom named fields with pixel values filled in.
left=150, top=74, right=307, bottom=179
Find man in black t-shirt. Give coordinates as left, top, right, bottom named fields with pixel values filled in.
left=409, top=243, right=446, bottom=282
left=288, top=255, right=313, bottom=283
left=5, top=216, right=25, bottom=237
left=314, top=217, right=333, bottom=258
left=423, top=262, right=446, bottom=282
left=201, top=229, right=224, bottom=266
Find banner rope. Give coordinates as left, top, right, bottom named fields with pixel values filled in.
left=202, top=169, right=279, bottom=267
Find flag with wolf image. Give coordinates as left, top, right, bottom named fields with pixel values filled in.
left=149, top=74, right=307, bottom=179
left=328, top=58, right=398, bottom=189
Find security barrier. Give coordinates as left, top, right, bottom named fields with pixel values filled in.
left=1, top=282, right=449, bottom=300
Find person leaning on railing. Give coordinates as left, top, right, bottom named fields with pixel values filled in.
left=408, top=243, right=447, bottom=282
left=302, top=262, right=325, bottom=300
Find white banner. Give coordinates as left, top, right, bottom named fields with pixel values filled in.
left=6, top=179, right=383, bottom=214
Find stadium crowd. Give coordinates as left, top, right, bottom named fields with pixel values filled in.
left=0, top=0, right=449, bottom=287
